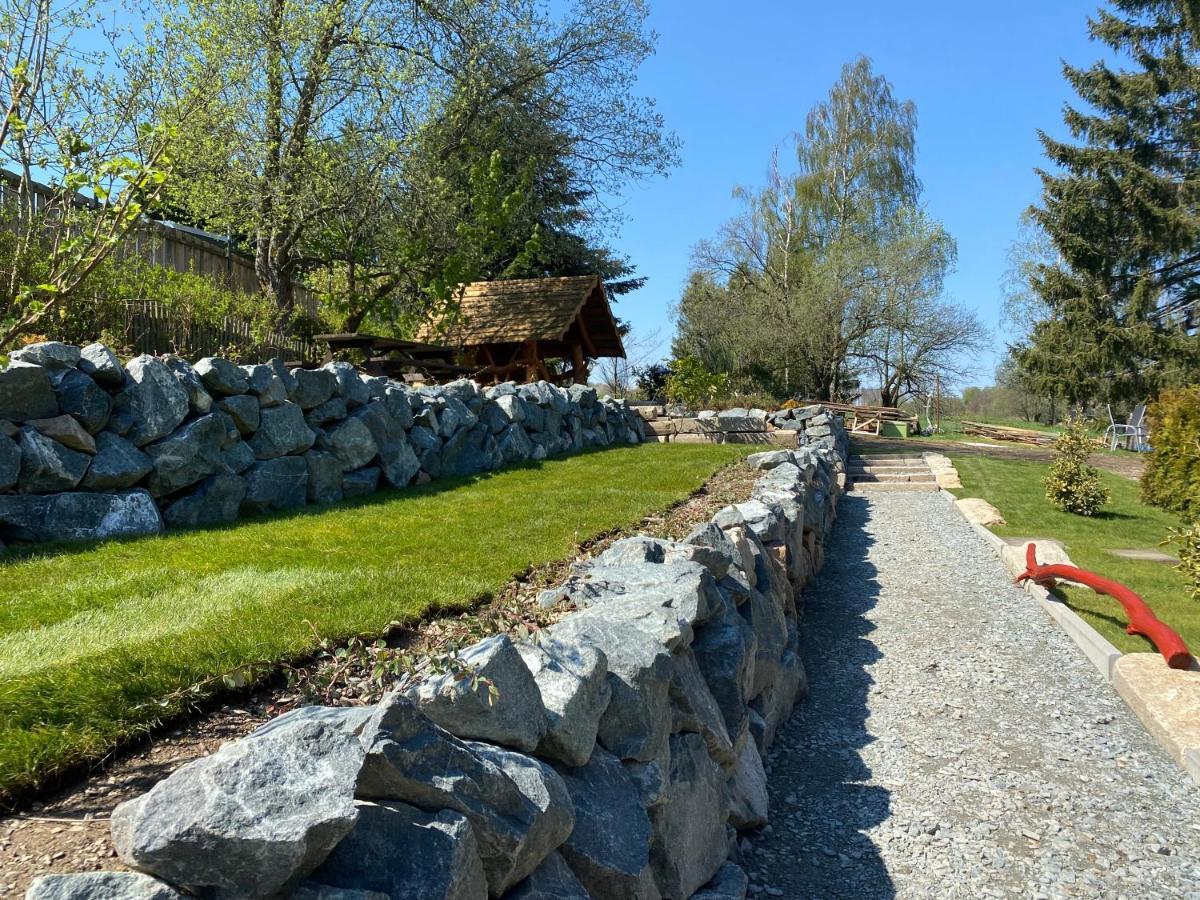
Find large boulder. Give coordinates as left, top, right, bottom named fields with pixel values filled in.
left=17, top=427, right=90, bottom=491
left=163, top=357, right=214, bottom=416
left=647, top=733, right=729, bottom=899
left=0, top=361, right=58, bottom=421
left=242, top=364, right=288, bottom=408
left=163, top=474, right=247, bottom=529
left=691, top=594, right=758, bottom=741
left=320, top=417, right=378, bottom=471
left=250, top=402, right=316, bottom=459
left=726, top=739, right=769, bottom=830
left=342, top=466, right=380, bottom=498
left=692, top=863, right=749, bottom=900
left=506, top=851, right=592, bottom=900
left=548, top=615, right=673, bottom=764
left=78, top=343, right=125, bottom=384
left=53, top=368, right=112, bottom=433
left=383, top=386, right=415, bottom=429
left=242, top=456, right=309, bottom=513
left=354, top=695, right=562, bottom=896
left=352, top=404, right=418, bottom=487
left=0, top=431, right=19, bottom=490
left=81, top=432, right=153, bottom=490
left=554, top=746, right=658, bottom=900
left=194, top=357, right=249, bottom=396
left=404, top=634, right=548, bottom=753
left=0, top=490, right=162, bottom=543
left=9, top=341, right=80, bottom=369
left=290, top=368, right=338, bottom=410
left=517, top=638, right=611, bottom=768
left=305, top=450, right=344, bottom=505
left=323, top=361, right=369, bottom=408
left=669, top=647, right=735, bottom=769
left=26, top=873, right=187, bottom=900
left=740, top=586, right=788, bottom=698
left=117, top=356, right=190, bottom=446
left=307, top=802, right=487, bottom=900
left=219, top=394, right=261, bottom=436
left=305, top=397, right=347, bottom=428
left=27, top=414, right=96, bottom=454
left=144, top=413, right=232, bottom=497
left=111, top=706, right=369, bottom=899
left=439, top=423, right=490, bottom=477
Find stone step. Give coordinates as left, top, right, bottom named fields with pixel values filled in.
left=846, top=481, right=942, bottom=493
left=846, top=464, right=931, bottom=475
left=848, top=473, right=936, bottom=483
left=848, top=456, right=927, bottom=466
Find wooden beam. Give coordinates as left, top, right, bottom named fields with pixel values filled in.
left=575, top=315, right=598, bottom=358
left=571, top=343, right=587, bottom=385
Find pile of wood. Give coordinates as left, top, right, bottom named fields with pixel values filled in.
left=796, top=400, right=918, bottom=436
left=961, top=421, right=1057, bottom=446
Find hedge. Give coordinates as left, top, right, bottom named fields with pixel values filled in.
left=1140, top=386, right=1200, bottom=522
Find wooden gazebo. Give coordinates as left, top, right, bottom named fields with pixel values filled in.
left=417, top=275, right=625, bottom=385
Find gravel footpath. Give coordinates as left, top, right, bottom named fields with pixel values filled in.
left=748, top=491, right=1200, bottom=900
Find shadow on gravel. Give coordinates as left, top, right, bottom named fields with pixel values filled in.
left=778, top=493, right=894, bottom=898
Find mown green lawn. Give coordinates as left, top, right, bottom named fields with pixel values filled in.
left=950, top=455, right=1196, bottom=655
left=0, top=443, right=747, bottom=801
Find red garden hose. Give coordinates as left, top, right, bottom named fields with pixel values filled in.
left=1016, top=543, right=1193, bottom=670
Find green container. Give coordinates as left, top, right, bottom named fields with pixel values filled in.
left=879, top=420, right=910, bottom=438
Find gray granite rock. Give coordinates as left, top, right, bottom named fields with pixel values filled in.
left=647, top=733, right=729, bottom=899
left=163, top=474, right=247, bottom=528
left=726, top=736, right=768, bottom=830
left=0, top=490, right=162, bottom=543
left=681, top=522, right=740, bottom=580
left=17, top=427, right=90, bottom=491
left=517, top=637, right=611, bottom=767
left=305, top=397, right=347, bottom=428
left=691, top=594, right=758, bottom=740
left=194, top=357, right=249, bottom=396
left=53, top=368, right=112, bottom=433
left=26, top=872, right=187, bottom=900
left=354, top=695, right=554, bottom=896
left=110, top=705, right=369, bottom=899
left=548, top=615, right=673, bottom=764
left=27, top=414, right=96, bottom=454
left=321, top=417, right=378, bottom=471
left=218, top=394, right=261, bottom=436
left=290, top=368, right=338, bottom=410
left=163, top=356, right=214, bottom=415
left=691, top=863, right=748, bottom=900
left=439, top=423, right=489, bottom=477
left=307, top=802, right=487, bottom=900
left=554, top=746, right=658, bottom=900
left=352, top=404, right=418, bottom=487
left=78, top=343, right=125, bottom=384
left=305, top=450, right=344, bottom=505
left=9, top=341, right=80, bottom=369
left=342, top=465, right=380, bottom=498
left=144, top=413, right=231, bottom=497
left=81, top=432, right=152, bottom=490
left=382, top=386, right=414, bottom=429
left=0, top=431, right=19, bottom=490
left=740, top=586, right=788, bottom=698
left=405, top=634, right=547, bottom=753
left=117, top=356, right=190, bottom=446
left=669, top=647, right=735, bottom=769
left=222, top=440, right=256, bottom=475
left=250, top=402, right=316, bottom=460
left=323, top=361, right=369, bottom=408
left=0, top=361, right=58, bottom=421
left=505, top=851, right=592, bottom=900
left=242, top=456, right=308, bottom=513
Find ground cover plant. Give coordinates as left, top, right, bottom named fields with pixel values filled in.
left=0, top=442, right=747, bottom=801
left=951, top=454, right=1197, bottom=656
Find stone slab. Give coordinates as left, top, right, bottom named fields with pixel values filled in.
left=955, top=497, right=1004, bottom=525
left=1112, top=653, right=1200, bottom=780
left=1106, top=548, right=1180, bottom=565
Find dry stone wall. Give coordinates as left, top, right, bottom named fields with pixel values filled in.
left=637, top=403, right=850, bottom=456
left=0, top=341, right=647, bottom=548
left=27, top=416, right=849, bottom=900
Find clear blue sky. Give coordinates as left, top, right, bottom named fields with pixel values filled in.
left=603, top=0, right=1105, bottom=387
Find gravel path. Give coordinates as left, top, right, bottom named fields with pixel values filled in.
left=748, top=491, right=1200, bottom=899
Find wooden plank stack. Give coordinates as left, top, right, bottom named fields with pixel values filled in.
left=961, top=421, right=1057, bottom=446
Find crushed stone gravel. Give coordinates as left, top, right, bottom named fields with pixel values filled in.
left=748, top=491, right=1200, bottom=899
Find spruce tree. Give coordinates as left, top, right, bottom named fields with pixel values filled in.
left=1021, top=0, right=1200, bottom=405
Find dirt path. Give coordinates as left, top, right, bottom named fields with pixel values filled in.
left=746, top=492, right=1200, bottom=898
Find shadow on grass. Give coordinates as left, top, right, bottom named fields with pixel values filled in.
left=0, top=443, right=648, bottom=567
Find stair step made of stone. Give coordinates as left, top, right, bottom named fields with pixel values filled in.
left=847, top=481, right=942, bottom=492
left=849, top=473, right=937, bottom=483
left=846, top=465, right=932, bottom=475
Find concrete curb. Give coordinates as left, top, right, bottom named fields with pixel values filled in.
left=945, top=488, right=1197, bottom=785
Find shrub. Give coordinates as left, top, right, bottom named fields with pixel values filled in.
left=1166, top=522, right=1200, bottom=600
left=664, top=356, right=729, bottom=410
left=1140, top=387, right=1200, bottom=522
left=1044, top=417, right=1110, bottom=516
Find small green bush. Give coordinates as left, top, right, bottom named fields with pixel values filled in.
left=1044, top=417, right=1110, bottom=516
left=1166, top=522, right=1200, bottom=600
left=1140, top=387, right=1200, bottom=522
left=665, top=356, right=729, bottom=410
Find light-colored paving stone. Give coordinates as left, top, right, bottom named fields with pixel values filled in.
left=748, top=492, right=1200, bottom=899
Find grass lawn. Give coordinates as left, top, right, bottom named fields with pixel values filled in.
left=0, top=443, right=748, bottom=801
left=950, top=454, right=1197, bottom=656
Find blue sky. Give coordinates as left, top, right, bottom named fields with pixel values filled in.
left=603, top=0, right=1105, bottom=387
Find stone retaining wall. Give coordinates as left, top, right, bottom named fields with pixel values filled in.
left=0, top=341, right=646, bottom=548
left=28, top=418, right=849, bottom=900
left=637, top=403, right=848, bottom=456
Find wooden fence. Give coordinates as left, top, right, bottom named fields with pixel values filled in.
left=103, top=300, right=316, bottom=364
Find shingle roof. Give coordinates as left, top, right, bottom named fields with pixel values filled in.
left=417, top=275, right=625, bottom=358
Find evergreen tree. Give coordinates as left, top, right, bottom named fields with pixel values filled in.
left=1022, top=0, right=1200, bottom=405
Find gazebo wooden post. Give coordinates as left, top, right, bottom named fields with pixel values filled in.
left=571, top=344, right=588, bottom=384
left=523, top=339, right=540, bottom=383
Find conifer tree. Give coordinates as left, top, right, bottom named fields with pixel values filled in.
left=1021, top=1, right=1200, bottom=405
